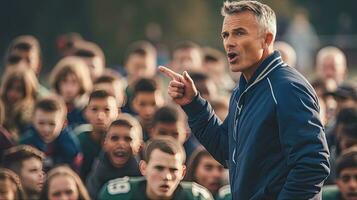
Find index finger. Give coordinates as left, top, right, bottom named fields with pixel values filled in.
left=158, top=66, right=182, bottom=81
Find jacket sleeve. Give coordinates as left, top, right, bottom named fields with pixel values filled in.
left=276, top=82, right=330, bottom=200
left=182, top=94, right=229, bottom=166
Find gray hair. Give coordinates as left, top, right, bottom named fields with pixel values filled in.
left=221, top=1, right=277, bottom=39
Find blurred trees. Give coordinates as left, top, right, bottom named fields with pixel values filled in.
left=0, top=0, right=355, bottom=71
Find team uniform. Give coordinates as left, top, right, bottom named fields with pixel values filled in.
left=99, top=176, right=214, bottom=200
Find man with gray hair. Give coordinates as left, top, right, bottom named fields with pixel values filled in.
left=160, top=1, right=330, bottom=199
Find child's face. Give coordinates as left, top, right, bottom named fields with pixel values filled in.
left=94, top=82, right=125, bottom=108
left=151, top=122, right=186, bottom=144
left=85, top=97, right=118, bottom=133
left=33, top=109, right=65, bottom=143
left=140, top=149, right=185, bottom=200
left=6, top=79, right=25, bottom=104
left=20, top=157, right=44, bottom=194
left=48, top=175, right=79, bottom=200
left=104, top=125, right=138, bottom=168
left=195, top=155, right=225, bottom=194
left=132, top=92, right=163, bottom=122
left=59, top=73, right=81, bottom=103
left=126, top=54, right=156, bottom=82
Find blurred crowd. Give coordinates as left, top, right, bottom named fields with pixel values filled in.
left=0, top=32, right=356, bottom=200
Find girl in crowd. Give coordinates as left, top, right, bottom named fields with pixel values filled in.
left=0, top=68, right=38, bottom=140
left=0, top=168, right=27, bottom=200
left=185, top=148, right=228, bottom=198
left=40, top=165, right=91, bottom=200
left=49, top=56, right=92, bottom=127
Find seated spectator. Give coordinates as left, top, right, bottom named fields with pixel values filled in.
left=185, top=148, right=228, bottom=198
left=0, top=168, right=26, bottom=200
left=99, top=136, right=213, bottom=200
left=2, top=145, right=45, bottom=199
left=78, top=90, right=119, bottom=179
left=131, top=78, right=164, bottom=141
left=39, top=165, right=90, bottom=200
left=323, top=147, right=357, bottom=200
left=0, top=100, right=15, bottom=157
left=86, top=114, right=143, bottom=199
left=93, top=70, right=126, bottom=110
left=20, top=96, right=82, bottom=172
left=0, top=68, right=38, bottom=140
left=49, top=56, right=92, bottom=128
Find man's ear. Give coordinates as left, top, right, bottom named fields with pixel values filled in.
left=264, top=32, right=274, bottom=48
left=139, top=160, right=147, bottom=176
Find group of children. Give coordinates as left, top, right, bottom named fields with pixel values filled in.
left=0, top=34, right=232, bottom=200
left=1, top=32, right=357, bottom=200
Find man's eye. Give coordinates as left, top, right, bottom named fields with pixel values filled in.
left=221, top=33, right=228, bottom=39
left=235, top=31, right=244, bottom=36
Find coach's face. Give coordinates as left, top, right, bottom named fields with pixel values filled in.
left=221, top=11, right=269, bottom=80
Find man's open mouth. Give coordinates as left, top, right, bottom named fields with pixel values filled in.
left=227, top=52, right=238, bottom=63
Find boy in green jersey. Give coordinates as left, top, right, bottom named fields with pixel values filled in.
left=99, top=136, right=213, bottom=200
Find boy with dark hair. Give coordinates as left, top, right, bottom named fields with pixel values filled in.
left=121, top=41, right=158, bottom=114
left=326, top=107, right=357, bottom=184
left=323, top=148, right=357, bottom=200
left=78, top=90, right=119, bottom=179
left=150, top=106, right=187, bottom=145
left=20, top=96, right=82, bottom=172
left=99, top=136, right=213, bottom=200
left=2, top=145, right=45, bottom=199
left=131, top=78, right=164, bottom=141
left=93, top=70, right=126, bottom=109
left=86, top=114, right=143, bottom=199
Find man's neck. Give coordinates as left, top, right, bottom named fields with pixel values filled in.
left=242, top=49, right=274, bottom=82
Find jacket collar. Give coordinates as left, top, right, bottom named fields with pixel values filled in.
left=238, top=51, right=284, bottom=91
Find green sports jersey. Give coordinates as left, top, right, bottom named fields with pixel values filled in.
left=216, top=185, right=232, bottom=200
left=98, top=176, right=214, bottom=200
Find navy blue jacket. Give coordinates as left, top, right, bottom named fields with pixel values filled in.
left=20, top=126, right=82, bottom=172
left=182, top=51, right=330, bottom=200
